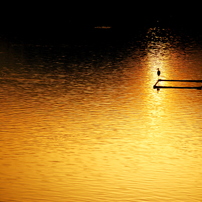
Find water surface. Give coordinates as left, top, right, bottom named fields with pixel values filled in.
left=0, top=28, right=202, bottom=201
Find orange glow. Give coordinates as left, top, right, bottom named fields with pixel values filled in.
left=94, top=26, right=111, bottom=29
left=0, top=29, right=202, bottom=201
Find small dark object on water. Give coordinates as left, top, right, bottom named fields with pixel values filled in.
left=157, top=68, right=161, bottom=77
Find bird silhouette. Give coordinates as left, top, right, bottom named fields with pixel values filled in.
left=157, top=68, right=161, bottom=77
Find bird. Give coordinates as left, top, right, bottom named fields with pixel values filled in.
left=157, top=68, right=161, bottom=77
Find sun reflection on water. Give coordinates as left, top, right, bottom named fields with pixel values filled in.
left=0, top=29, right=202, bottom=201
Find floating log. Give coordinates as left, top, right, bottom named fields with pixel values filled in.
left=159, top=79, right=202, bottom=82
left=153, top=79, right=202, bottom=90
left=153, top=85, right=202, bottom=90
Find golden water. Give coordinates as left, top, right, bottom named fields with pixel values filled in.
left=1, top=28, right=202, bottom=201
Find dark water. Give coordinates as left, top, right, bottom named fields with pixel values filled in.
left=0, top=27, right=202, bottom=201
